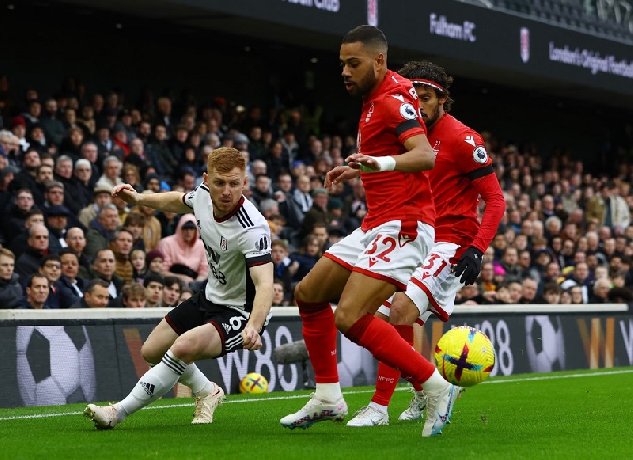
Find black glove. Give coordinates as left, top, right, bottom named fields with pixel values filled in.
left=452, top=246, right=484, bottom=285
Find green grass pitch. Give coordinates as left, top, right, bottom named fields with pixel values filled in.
left=1, top=367, right=632, bottom=460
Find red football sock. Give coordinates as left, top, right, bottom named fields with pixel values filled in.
left=371, top=324, right=418, bottom=405
left=298, top=303, right=339, bottom=383
left=347, top=315, right=434, bottom=385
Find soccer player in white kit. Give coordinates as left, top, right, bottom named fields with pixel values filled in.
left=84, top=147, right=273, bottom=429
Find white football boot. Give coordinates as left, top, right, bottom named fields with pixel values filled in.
left=398, top=389, right=427, bottom=421
left=421, top=383, right=460, bottom=437
left=280, top=393, right=348, bottom=429
left=192, top=383, right=225, bottom=424
left=346, top=405, right=389, bottom=427
left=84, top=404, right=120, bottom=430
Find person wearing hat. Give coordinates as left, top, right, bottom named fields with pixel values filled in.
left=145, top=248, right=165, bottom=276
left=45, top=204, right=71, bottom=254
left=78, top=182, right=112, bottom=228
left=10, top=115, right=30, bottom=152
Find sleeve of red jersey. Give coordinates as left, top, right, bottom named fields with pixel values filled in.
left=470, top=171, right=506, bottom=254
left=380, top=92, right=426, bottom=145
left=454, top=130, right=505, bottom=253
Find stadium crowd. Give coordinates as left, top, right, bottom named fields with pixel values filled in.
left=0, top=78, right=632, bottom=309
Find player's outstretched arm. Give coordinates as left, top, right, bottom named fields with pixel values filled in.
left=346, top=134, right=435, bottom=173
left=112, top=184, right=191, bottom=214
left=242, top=262, right=274, bottom=350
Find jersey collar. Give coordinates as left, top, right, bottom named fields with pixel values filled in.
left=213, top=196, right=245, bottom=223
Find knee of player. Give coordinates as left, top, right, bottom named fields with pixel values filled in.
left=141, top=343, right=162, bottom=365
left=169, top=337, right=198, bottom=364
left=389, top=297, right=418, bottom=325
left=333, top=305, right=359, bottom=332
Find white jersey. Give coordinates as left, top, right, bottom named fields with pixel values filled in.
left=183, top=184, right=272, bottom=310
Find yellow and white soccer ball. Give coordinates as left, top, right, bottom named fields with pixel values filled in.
left=239, top=372, right=269, bottom=394
left=434, top=326, right=495, bottom=387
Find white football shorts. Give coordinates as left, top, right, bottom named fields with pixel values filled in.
left=378, top=242, right=464, bottom=323
left=324, top=219, right=434, bottom=290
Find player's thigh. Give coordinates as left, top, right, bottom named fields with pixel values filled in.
left=295, top=256, right=351, bottom=304
left=142, top=319, right=180, bottom=364
left=335, top=271, right=397, bottom=331
left=171, top=323, right=223, bottom=362
left=388, top=292, right=421, bottom=325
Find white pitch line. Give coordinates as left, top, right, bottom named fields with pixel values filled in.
left=2, top=368, right=632, bottom=422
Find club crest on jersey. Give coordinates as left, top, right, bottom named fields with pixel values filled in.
left=473, top=146, right=488, bottom=164
left=220, top=236, right=228, bottom=251
left=398, top=233, right=414, bottom=247
left=399, top=103, right=417, bottom=120
left=432, top=140, right=441, bottom=157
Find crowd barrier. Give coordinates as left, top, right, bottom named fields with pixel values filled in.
left=0, top=304, right=631, bottom=407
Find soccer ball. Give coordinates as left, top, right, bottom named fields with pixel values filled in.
left=434, top=326, right=495, bottom=387
left=239, top=372, right=269, bottom=394
left=16, top=326, right=96, bottom=406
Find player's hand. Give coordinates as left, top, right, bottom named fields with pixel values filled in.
left=452, top=246, right=484, bottom=285
left=111, top=183, right=139, bottom=206
left=345, top=153, right=380, bottom=172
left=325, top=166, right=359, bottom=189
left=241, top=325, right=262, bottom=350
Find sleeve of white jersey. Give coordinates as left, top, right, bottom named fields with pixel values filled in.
left=239, top=220, right=273, bottom=267
left=183, top=183, right=205, bottom=209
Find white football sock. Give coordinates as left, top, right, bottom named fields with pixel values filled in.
left=115, top=350, right=186, bottom=419
left=368, top=401, right=388, bottom=414
left=179, top=363, right=214, bottom=397
left=314, top=382, right=343, bottom=402
left=421, top=369, right=449, bottom=393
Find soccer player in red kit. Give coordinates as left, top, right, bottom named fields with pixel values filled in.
left=345, top=61, right=506, bottom=427
left=280, top=27, right=461, bottom=438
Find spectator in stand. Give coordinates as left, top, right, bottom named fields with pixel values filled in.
left=64, top=227, right=91, bottom=279
left=123, top=212, right=146, bottom=251
left=508, top=281, right=523, bottom=304
left=73, top=279, right=110, bottom=308
left=569, top=285, right=585, bottom=304
left=51, top=155, right=80, bottom=215
left=21, top=273, right=50, bottom=309
left=36, top=254, right=72, bottom=308
left=57, top=248, right=86, bottom=304
left=0, top=248, right=22, bottom=309
left=8, top=208, right=45, bottom=258
left=147, top=124, right=177, bottom=177
left=132, top=191, right=162, bottom=252
left=110, top=228, right=134, bottom=283
left=89, top=248, right=123, bottom=300
left=292, top=174, right=312, bottom=214
left=79, top=183, right=112, bottom=228
left=300, top=188, right=328, bottom=241
left=15, top=224, right=49, bottom=282
left=122, top=163, right=143, bottom=193
left=518, top=277, right=542, bottom=304
left=157, top=214, right=207, bottom=284
left=589, top=278, right=611, bottom=303
left=145, top=249, right=165, bottom=276
left=120, top=282, right=146, bottom=308
left=560, top=262, right=592, bottom=303
left=143, top=272, right=164, bottom=307
left=95, top=155, right=123, bottom=190
left=271, top=239, right=292, bottom=300
left=72, top=159, right=95, bottom=211
left=252, top=174, right=273, bottom=209
left=130, top=249, right=147, bottom=284
left=162, top=276, right=183, bottom=309
left=288, top=235, right=321, bottom=285
left=586, top=181, right=630, bottom=235
left=498, top=247, right=522, bottom=283
left=85, top=204, right=120, bottom=259
left=272, top=279, right=286, bottom=306
left=79, top=141, right=103, bottom=179
left=5, top=188, right=36, bottom=240
left=45, top=205, right=72, bottom=254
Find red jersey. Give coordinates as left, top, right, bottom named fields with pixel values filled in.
left=358, top=70, right=434, bottom=230
left=428, top=114, right=504, bottom=252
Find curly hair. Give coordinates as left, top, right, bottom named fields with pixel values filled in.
left=398, top=60, right=454, bottom=113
